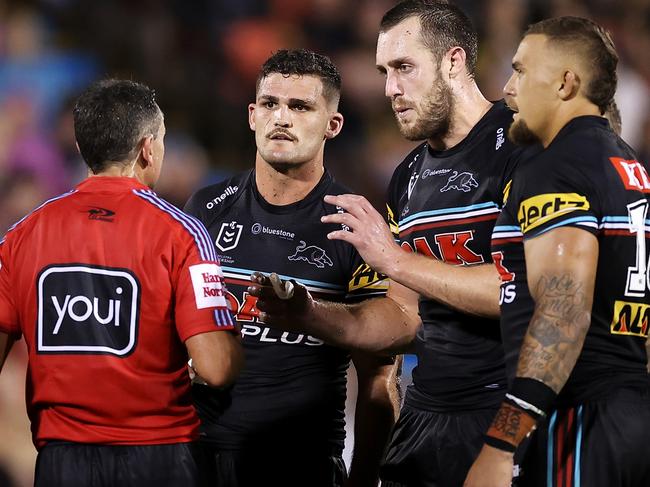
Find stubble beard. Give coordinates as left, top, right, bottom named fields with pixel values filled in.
left=508, top=118, right=542, bottom=146
left=396, top=77, right=453, bottom=142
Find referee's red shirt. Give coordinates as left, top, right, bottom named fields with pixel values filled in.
left=0, top=177, right=234, bottom=449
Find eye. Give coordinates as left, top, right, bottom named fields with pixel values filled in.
left=398, top=64, right=413, bottom=73
left=263, top=101, right=276, bottom=109
left=292, top=104, right=308, bottom=112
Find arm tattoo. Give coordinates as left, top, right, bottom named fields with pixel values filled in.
left=516, top=273, right=591, bottom=392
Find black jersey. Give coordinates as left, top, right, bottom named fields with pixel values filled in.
left=184, top=170, right=387, bottom=453
left=492, top=116, right=650, bottom=406
left=387, top=101, right=519, bottom=411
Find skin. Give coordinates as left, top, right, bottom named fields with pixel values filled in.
left=464, top=34, right=604, bottom=487
left=251, top=16, right=503, bottom=360
left=248, top=72, right=398, bottom=487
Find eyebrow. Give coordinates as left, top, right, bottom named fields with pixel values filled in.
left=376, top=57, right=412, bottom=72
left=258, top=95, right=316, bottom=106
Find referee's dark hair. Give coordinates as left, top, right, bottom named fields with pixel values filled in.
left=525, top=16, right=618, bottom=116
left=380, top=1, right=478, bottom=77
left=256, top=49, right=342, bottom=108
left=73, top=79, right=163, bottom=174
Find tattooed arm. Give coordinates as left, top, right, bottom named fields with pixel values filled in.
left=516, top=226, right=598, bottom=390
left=464, top=227, right=598, bottom=487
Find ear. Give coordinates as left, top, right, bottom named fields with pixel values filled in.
left=139, top=135, right=155, bottom=169
left=446, top=46, right=467, bottom=79
left=324, top=112, right=344, bottom=140
left=558, top=70, right=580, bottom=101
left=248, top=103, right=256, bottom=131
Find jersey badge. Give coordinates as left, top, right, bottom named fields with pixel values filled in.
left=216, top=221, right=243, bottom=252
left=288, top=241, right=333, bottom=268
left=440, top=171, right=479, bottom=193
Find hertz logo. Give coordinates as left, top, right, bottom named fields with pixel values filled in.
left=517, top=193, right=589, bottom=233
left=610, top=300, right=650, bottom=338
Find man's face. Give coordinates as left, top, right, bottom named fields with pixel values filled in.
left=249, top=73, right=340, bottom=171
left=503, top=34, right=559, bottom=146
left=376, top=16, right=453, bottom=141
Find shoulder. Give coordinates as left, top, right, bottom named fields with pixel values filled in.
left=184, top=171, right=249, bottom=218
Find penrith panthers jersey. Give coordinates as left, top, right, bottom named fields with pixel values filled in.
left=387, top=100, right=519, bottom=411
left=492, top=116, right=650, bottom=406
left=185, top=169, right=387, bottom=453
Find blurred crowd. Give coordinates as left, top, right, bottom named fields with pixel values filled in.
left=0, top=1, right=648, bottom=485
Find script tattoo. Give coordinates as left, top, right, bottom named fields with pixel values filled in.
left=517, top=273, right=591, bottom=392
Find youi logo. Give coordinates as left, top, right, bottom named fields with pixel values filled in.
left=37, top=265, right=140, bottom=356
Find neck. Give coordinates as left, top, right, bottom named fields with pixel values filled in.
left=540, top=101, right=601, bottom=148
left=89, top=161, right=136, bottom=179
left=254, top=153, right=325, bottom=205
left=428, top=80, right=492, bottom=151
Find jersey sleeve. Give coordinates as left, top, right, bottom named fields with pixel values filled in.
left=0, top=239, right=20, bottom=337
left=512, top=152, right=600, bottom=240
left=173, top=218, right=235, bottom=342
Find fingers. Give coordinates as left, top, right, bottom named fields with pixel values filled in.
left=323, top=194, right=378, bottom=219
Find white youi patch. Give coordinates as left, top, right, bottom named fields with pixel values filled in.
left=189, top=262, right=228, bottom=309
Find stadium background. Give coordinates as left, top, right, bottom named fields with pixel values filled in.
left=0, top=0, right=648, bottom=485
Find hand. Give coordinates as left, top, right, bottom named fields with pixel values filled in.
left=247, top=272, right=313, bottom=329
left=463, top=445, right=514, bottom=487
left=321, top=194, right=402, bottom=276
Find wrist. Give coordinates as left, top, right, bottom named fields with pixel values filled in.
left=485, top=377, right=557, bottom=453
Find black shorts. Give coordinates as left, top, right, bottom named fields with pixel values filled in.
left=34, top=441, right=209, bottom=487
left=380, top=404, right=499, bottom=487
left=518, top=387, right=650, bottom=487
left=202, top=444, right=347, bottom=487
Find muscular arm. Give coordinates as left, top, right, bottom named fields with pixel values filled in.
left=0, top=332, right=14, bottom=372
left=252, top=276, right=421, bottom=354
left=516, top=227, right=598, bottom=391
left=347, top=352, right=401, bottom=487
left=322, top=194, right=500, bottom=318
left=185, top=331, right=244, bottom=388
left=464, top=228, right=598, bottom=487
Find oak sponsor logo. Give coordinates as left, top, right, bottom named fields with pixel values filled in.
left=37, top=264, right=139, bottom=356
left=610, top=300, right=649, bottom=337
left=492, top=251, right=516, bottom=304
left=206, top=185, right=238, bottom=209
left=517, top=193, right=589, bottom=233
left=224, top=291, right=323, bottom=346
left=189, top=263, right=228, bottom=309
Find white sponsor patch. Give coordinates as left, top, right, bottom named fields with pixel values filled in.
left=189, top=263, right=228, bottom=309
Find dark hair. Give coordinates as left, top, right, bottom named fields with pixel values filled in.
left=256, top=49, right=342, bottom=106
left=73, top=79, right=162, bottom=173
left=380, top=1, right=478, bottom=76
left=525, top=17, right=618, bottom=115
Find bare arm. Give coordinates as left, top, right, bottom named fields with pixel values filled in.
left=346, top=352, right=401, bottom=487
left=0, top=332, right=14, bottom=372
left=464, top=227, right=598, bottom=487
left=185, top=331, right=244, bottom=388
left=251, top=274, right=421, bottom=354
left=516, top=227, right=597, bottom=390
left=322, top=194, right=500, bottom=318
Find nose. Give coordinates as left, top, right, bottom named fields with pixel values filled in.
left=385, top=71, right=403, bottom=99
left=273, top=104, right=291, bottom=127
left=503, top=73, right=516, bottom=98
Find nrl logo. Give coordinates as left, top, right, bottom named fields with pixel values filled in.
left=215, top=221, right=243, bottom=252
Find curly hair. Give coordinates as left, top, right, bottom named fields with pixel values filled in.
left=256, top=49, right=342, bottom=107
